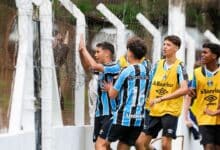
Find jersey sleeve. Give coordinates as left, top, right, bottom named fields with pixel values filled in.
left=177, top=62, right=188, bottom=84
left=113, top=67, right=130, bottom=92
left=191, top=72, right=197, bottom=89
left=146, top=62, right=158, bottom=97
left=103, top=63, right=120, bottom=75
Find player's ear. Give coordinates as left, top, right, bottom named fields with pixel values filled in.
left=212, top=53, right=217, bottom=60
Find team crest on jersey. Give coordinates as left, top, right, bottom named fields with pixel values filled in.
left=162, top=74, right=167, bottom=80
left=156, top=88, right=168, bottom=95
left=207, top=80, right=213, bottom=86
left=204, top=95, right=217, bottom=105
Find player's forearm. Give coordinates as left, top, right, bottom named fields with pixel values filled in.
left=79, top=51, right=89, bottom=70
left=81, top=48, right=104, bottom=72
left=159, top=83, right=188, bottom=102
left=215, top=109, right=220, bottom=115
left=81, top=48, right=96, bottom=66
left=183, top=95, right=192, bottom=120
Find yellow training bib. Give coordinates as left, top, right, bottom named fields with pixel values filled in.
left=147, top=59, right=183, bottom=117
left=192, top=67, right=220, bottom=125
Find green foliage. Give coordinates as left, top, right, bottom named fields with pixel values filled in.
left=186, top=5, right=203, bottom=27
left=0, top=0, right=15, bottom=8
left=107, top=1, right=141, bottom=23
left=66, top=1, right=145, bottom=34
left=145, top=0, right=168, bottom=23
left=52, top=0, right=77, bottom=24
left=76, top=0, right=94, bottom=13
left=4, top=0, right=217, bottom=36
left=105, top=1, right=144, bottom=33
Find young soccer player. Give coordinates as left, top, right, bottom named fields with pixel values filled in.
left=187, top=43, right=220, bottom=150
left=78, top=35, right=120, bottom=150
left=183, top=62, right=202, bottom=140
left=102, top=36, right=150, bottom=150
left=137, top=35, right=188, bottom=150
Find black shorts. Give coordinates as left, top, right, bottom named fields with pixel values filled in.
left=143, top=114, right=178, bottom=139
left=104, top=124, right=142, bottom=146
left=143, top=109, right=150, bottom=131
left=93, top=115, right=112, bottom=142
left=199, top=125, right=220, bottom=145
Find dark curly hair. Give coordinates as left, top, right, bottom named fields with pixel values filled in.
left=203, top=42, right=220, bottom=60
left=126, top=36, right=147, bottom=59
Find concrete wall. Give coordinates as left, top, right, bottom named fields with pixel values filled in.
left=0, top=131, right=35, bottom=150
left=0, top=126, right=94, bottom=150
left=0, top=125, right=203, bottom=150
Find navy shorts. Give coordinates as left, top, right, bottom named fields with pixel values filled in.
left=100, top=117, right=143, bottom=146
left=143, top=114, right=178, bottom=139
left=93, top=115, right=112, bottom=142
left=199, top=125, right=220, bottom=145
left=143, top=109, right=150, bottom=131
left=104, top=124, right=142, bottom=146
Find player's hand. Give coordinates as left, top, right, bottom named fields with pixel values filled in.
left=52, top=32, right=62, bottom=48
left=149, top=97, right=162, bottom=107
left=102, top=81, right=113, bottom=92
left=149, top=100, right=154, bottom=107
left=188, top=88, right=196, bottom=98
left=63, top=31, right=69, bottom=45
left=79, top=34, right=85, bottom=52
left=184, top=119, right=193, bottom=128
left=204, top=108, right=216, bottom=116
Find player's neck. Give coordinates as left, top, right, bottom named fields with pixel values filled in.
left=205, top=62, right=219, bottom=72
left=103, top=57, right=113, bottom=64
left=165, top=55, right=177, bottom=65
left=129, top=59, right=141, bottom=65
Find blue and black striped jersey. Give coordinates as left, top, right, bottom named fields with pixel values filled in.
left=112, top=64, right=149, bottom=127
left=95, top=62, right=120, bottom=117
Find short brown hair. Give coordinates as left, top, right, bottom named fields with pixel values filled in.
left=96, top=42, right=114, bottom=55
left=164, top=35, right=181, bottom=48
left=96, top=42, right=115, bottom=59
left=127, top=36, right=147, bottom=59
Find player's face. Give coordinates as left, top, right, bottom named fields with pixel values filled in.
left=162, top=40, right=178, bottom=58
left=126, top=50, right=133, bottom=64
left=94, top=47, right=105, bottom=63
left=201, top=48, right=216, bottom=65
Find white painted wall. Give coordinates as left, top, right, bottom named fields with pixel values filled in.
left=0, top=131, right=35, bottom=150
left=0, top=125, right=203, bottom=150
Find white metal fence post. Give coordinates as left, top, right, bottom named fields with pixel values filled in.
left=136, top=13, right=162, bottom=64
left=9, top=0, right=34, bottom=133
left=96, top=3, right=127, bottom=60
left=59, top=0, right=86, bottom=126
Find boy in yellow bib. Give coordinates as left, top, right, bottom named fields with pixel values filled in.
left=137, top=35, right=188, bottom=150
left=186, top=43, right=220, bottom=150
